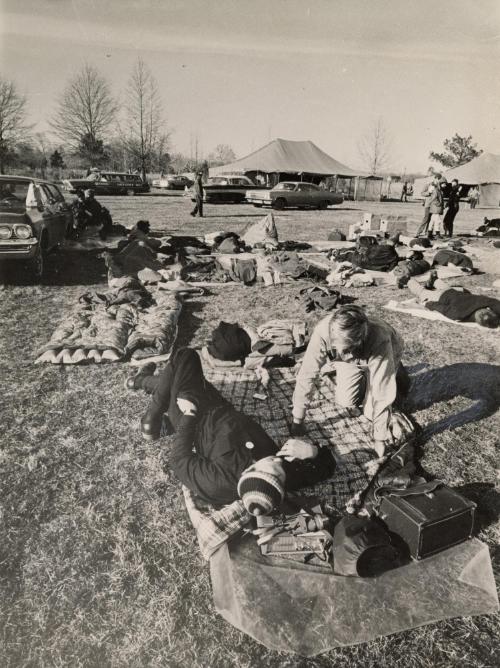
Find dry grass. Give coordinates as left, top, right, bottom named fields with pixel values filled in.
left=0, top=196, right=499, bottom=667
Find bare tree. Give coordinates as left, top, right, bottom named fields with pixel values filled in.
left=208, top=144, right=236, bottom=166
left=0, top=77, right=32, bottom=173
left=358, top=117, right=391, bottom=175
left=121, top=59, right=169, bottom=180
left=50, top=63, right=117, bottom=163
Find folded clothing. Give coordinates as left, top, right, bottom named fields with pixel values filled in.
left=299, top=285, right=344, bottom=312
left=256, top=319, right=307, bottom=349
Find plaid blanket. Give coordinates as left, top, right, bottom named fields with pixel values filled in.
left=184, top=365, right=417, bottom=560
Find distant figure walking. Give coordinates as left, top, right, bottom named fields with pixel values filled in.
left=443, top=179, right=461, bottom=237
left=190, top=172, right=204, bottom=218
left=400, top=181, right=408, bottom=202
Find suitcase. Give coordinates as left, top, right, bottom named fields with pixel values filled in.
left=377, top=482, right=476, bottom=560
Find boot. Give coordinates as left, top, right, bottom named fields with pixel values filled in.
left=125, top=362, right=157, bottom=390
left=141, top=405, right=165, bottom=441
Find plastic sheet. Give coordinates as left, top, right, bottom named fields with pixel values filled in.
left=210, top=536, right=498, bottom=657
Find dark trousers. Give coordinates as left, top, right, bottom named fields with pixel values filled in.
left=143, top=348, right=227, bottom=429
left=191, top=195, right=203, bottom=217
left=416, top=208, right=431, bottom=237
left=443, top=208, right=458, bottom=237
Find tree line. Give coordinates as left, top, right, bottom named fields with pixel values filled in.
left=0, top=60, right=237, bottom=178
left=0, top=61, right=482, bottom=179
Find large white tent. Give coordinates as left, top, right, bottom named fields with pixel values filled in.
left=210, top=138, right=359, bottom=178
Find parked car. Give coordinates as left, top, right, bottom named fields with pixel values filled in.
left=189, top=174, right=263, bottom=204
left=152, top=174, right=194, bottom=190
left=62, top=172, right=150, bottom=196
left=0, top=176, right=73, bottom=280
left=246, top=181, right=344, bottom=209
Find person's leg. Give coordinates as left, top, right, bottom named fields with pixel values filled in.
left=333, top=361, right=366, bottom=408
left=407, top=278, right=434, bottom=303
left=407, top=278, right=447, bottom=303
left=197, top=196, right=203, bottom=217
left=142, top=348, right=227, bottom=439
left=416, top=208, right=430, bottom=237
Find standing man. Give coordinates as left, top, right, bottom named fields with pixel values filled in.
left=400, top=181, right=408, bottom=202
left=190, top=171, right=204, bottom=218
left=443, top=179, right=461, bottom=237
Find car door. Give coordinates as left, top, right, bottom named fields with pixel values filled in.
left=39, top=184, right=66, bottom=248
left=295, top=183, right=310, bottom=206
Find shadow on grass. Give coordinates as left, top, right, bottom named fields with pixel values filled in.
left=174, top=297, right=208, bottom=348
left=408, top=362, right=500, bottom=439
left=0, top=248, right=107, bottom=287
left=453, top=482, right=500, bottom=531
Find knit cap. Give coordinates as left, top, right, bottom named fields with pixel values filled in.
left=237, top=470, right=285, bottom=516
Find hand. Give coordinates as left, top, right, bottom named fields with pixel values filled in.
left=289, top=420, right=306, bottom=437
left=373, top=439, right=390, bottom=458
left=276, top=438, right=318, bottom=461
left=177, top=398, right=197, bottom=416
left=389, top=411, right=414, bottom=443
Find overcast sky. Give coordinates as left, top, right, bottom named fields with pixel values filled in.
left=2, top=0, right=500, bottom=173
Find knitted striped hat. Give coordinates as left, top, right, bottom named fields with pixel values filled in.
left=237, top=470, right=285, bottom=516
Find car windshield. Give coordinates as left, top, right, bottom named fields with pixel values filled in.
left=0, top=180, right=30, bottom=202
left=209, top=178, right=228, bottom=185
left=275, top=183, right=296, bottom=191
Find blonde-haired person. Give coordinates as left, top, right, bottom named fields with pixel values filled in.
left=291, top=305, right=410, bottom=458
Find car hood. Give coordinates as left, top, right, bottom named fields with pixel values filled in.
left=0, top=209, right=31, bottom=224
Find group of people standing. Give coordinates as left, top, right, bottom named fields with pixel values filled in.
left=416, top=175, right=462, bottom=239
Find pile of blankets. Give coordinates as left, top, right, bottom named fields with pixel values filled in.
left=35, top=240, right=186, bottom=365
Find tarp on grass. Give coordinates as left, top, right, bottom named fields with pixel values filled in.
left=211, top=536, right=498, bottom=656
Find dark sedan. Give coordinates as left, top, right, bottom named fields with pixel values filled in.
left=0, top=176, right=73, bottom=280
left=246, top=181, right=344, bottom=209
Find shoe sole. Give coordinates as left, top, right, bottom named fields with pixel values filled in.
left=141, top=431, right=159, bottom=442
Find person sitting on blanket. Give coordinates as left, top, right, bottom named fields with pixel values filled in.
left=407, top=273, right=500, bottom=328
left=290, top=305, right=410, bottom=459
left=126, top=347, right=337, bottom=510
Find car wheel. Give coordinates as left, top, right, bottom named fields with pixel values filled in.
left=253, top=204, right=263, bottom=208
left=273, top=198, right=286, bottom=210
left=318, top=200, right=329, bottom=210
left=127, top=189, right=135, bottom=196
left=27, top=244, right=44, bottom=282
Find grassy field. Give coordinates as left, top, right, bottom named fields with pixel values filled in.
left=0, top=197, right=499, bottom=667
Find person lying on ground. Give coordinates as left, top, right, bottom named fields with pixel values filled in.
left=127, top=220, right=163, bottom=250
left=432, top=248, right=474, bottom=272
left=291, top=305, right=410, bottom=459
left=126, top=348, right=336, bottom=509
left=391, top=250, right=431, bottom=288
left=407, top=273, right=500, bottom=328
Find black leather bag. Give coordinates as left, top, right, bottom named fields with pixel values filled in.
left=377, top=481, right=476, bottom=560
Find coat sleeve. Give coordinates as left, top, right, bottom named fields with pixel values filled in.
left=292, top=318, right=331, bottom=421
left=168, top=415, right=250, bottom=505
left=365, top=341, right=398, bottom=441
